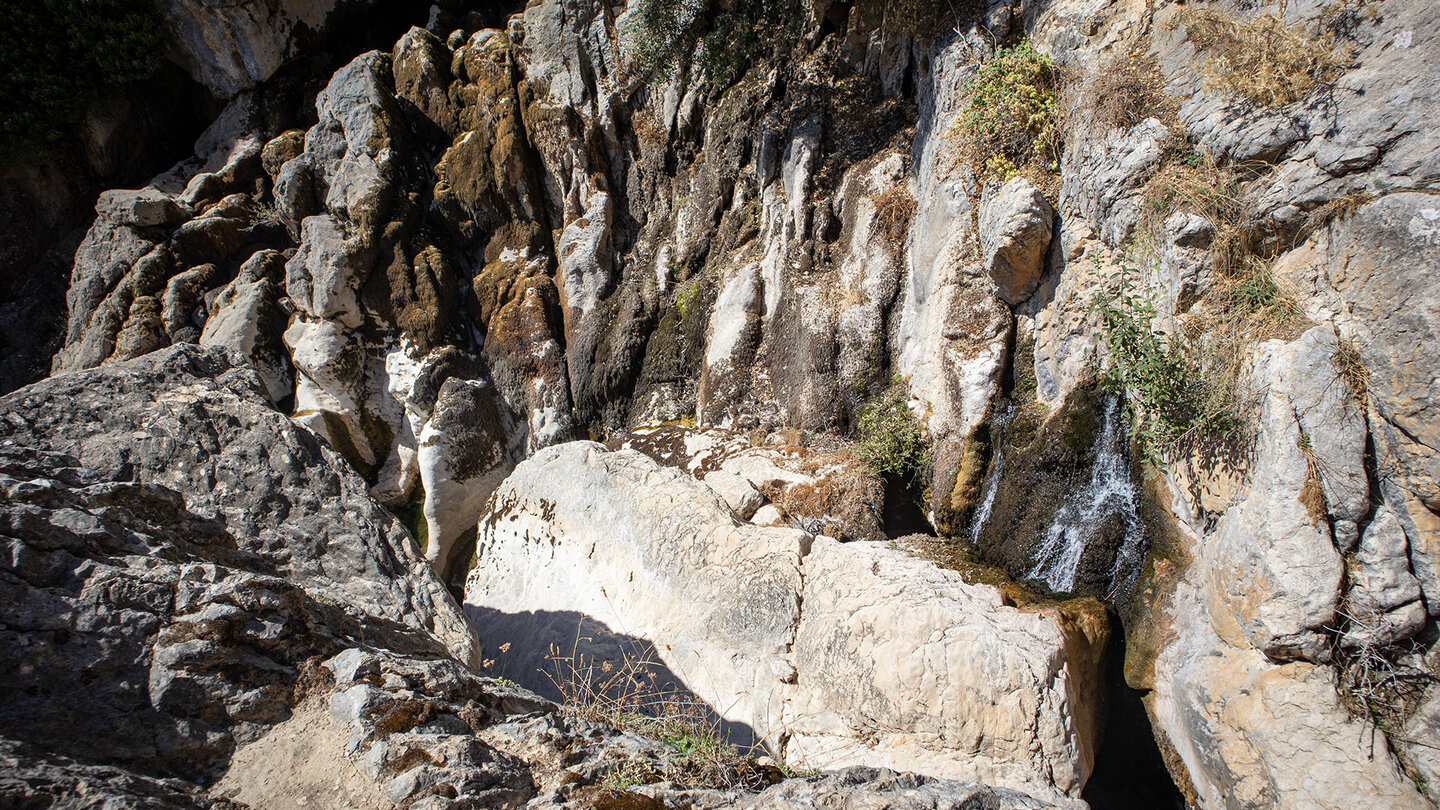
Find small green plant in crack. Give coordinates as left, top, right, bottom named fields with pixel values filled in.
left=1091, top=263, right=1238, bottom=465
left=248, top=198, right=283, bottom=227
left=599, top=760, right=661, bottom=791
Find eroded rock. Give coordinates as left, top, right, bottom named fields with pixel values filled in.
left=464, top=441, right=1104, bottom=807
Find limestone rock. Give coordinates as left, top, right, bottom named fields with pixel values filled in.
left=417, top=376, right=514, bottom=584
left=1149, top=574, right=1426, bottom=809
left=95, top=187, right=187, bottom=228
left=464, top=442, right=1103, bottom=807
left=1061, top=118, right=1168, bottom=248
left=0, top=346, right=483, bottom=789
left=729, top=767, right=1058, bottom=809
left=2, top=345, right=477, bottom=665
left=609, top=425, right=884, bottom=543
left=153, top=0, right=380, bottom=98
left=1203, top=329, right=1352, bottom=662
left=1345, top=502, right=1426, bottom=647
left=200, top=250, right=293, bottom=405
left=782, top=537, right=1105, bottom=806
left=979, top=178, right=1055, bottom=305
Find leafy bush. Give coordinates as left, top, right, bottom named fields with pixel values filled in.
left=1091, top=265, right=1237, bottom=463
left=1177, top=7, right=1353, bottom=106
left=621, top=0, right=801, bottom=92
left=0, top=0, right=164, bottom=154
left=855, top=384, right=931, bottom=481
left=949, top=41, right=1061, bottom=184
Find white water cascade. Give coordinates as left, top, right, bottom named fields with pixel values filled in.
left=1024, top=396, right=1148, bottom=596
left=969, top=405, right=1012, bottom=546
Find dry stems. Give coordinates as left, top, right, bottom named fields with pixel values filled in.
left=1176, top=7, right=1354, bottom=106
left=545, top=635, right=772, bottom=791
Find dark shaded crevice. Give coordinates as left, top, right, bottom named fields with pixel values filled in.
left=1082, top=617, right=1186, bottom=810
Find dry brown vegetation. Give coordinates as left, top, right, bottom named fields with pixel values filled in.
left=1138, top=142, right=1307, bottom=352
left=545, top=639, right=775, bottom=791
left=869, top=186, right=917, bottom=254
left=1331, top=609, right=1439, bottom=771
left=1175, top=6, right=1354, bottom=106
left=630, top=110, right=669, bottom=144
left=1065, top=50, right=1178, bottom=131
left=1333, top=335, right=1371, bottom=405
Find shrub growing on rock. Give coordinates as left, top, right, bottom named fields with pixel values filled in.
left=1091, top=264, right=1237, bottom=463
left=0, top=0, right=163, bottom=154
left=621, top=0, right=802, bottom=92
left=854, top=384, right=931, bottom=482
left=949, top=41, right=1061, bottom=184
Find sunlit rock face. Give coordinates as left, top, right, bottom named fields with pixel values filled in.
left=24, top=0, right=1440, bottom=804
left=464, top=440, right=1107, bottom=808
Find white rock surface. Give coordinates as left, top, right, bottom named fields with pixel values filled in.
left=1202, top=329, right=1350, bottom=662
left=979, top=178, right=1055, bottom=305
left=464, top=442, right=1102, bottom=807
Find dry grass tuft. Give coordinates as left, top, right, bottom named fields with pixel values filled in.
left=631, top=110, right=669, bottom=144
left=1136, top=144, right=1262, bottom=275
left=1302, top=189, right=1374, bottom=237
left=1176, top=7, right=1354, bottom=107
left=1334, top=335, right=1370, bottom=405
left=1297, top=434, right=1330, bottom=528
left=869, top=186, right=917, bottom=254
left=1066, top=50, right=1178, bottom=131
left=545, top=638, right=774, bottom=791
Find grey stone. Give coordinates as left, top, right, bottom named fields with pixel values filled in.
left=980, top=178, right=1055, bottom=305
left=95, top=188, right=186, bottom=227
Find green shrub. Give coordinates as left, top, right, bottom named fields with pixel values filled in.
left=949, top=41, right=1061, bottom=183
left=621, top=0, right=801, bottom=92
left=855, top=384, right=931, bottom=481
left=1091, top=264, right=1237, bottom=463
left=0, top=0, right=164, bottom=155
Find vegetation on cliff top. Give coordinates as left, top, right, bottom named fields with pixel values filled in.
left=621, top=0, right=802, bottom=91
left=0, top=0, right=164, bottom=154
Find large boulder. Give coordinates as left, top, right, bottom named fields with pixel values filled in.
left=0, top=345, right=475, bottom=784
left=979, top=177, right=1055, bottom=305
left=464, top=441, right=1105, bottom=808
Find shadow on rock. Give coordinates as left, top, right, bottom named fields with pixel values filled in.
left=466, top=605, right=763, bottom=751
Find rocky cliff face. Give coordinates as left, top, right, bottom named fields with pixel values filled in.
left=8, top=0, right=1440, bottom=806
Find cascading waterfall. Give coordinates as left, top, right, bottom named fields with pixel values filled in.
left=969, top=405, right=1012, bottom=546
left=1025, top=396, right=1147, bottom=596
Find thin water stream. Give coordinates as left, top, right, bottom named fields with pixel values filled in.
left=1023, top=397, right=1147, bottom=596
